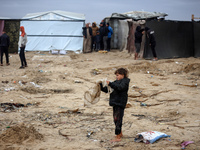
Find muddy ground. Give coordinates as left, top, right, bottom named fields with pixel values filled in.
left=0, top=50, right=200, bottom=150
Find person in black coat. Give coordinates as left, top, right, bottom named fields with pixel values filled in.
left=135, top=26, right=144, bottom=60
left=100, top=68, right=130, bottom=142
left=0, top=29, right=10, bottom=66
left=145, top=27, right=158, bottom=61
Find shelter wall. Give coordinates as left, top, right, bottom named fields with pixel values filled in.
left=193, top=22, right=200, bottom=57
left=144, top=20, right=199, bottom=59
left=20, top=20, right=84, bottom=51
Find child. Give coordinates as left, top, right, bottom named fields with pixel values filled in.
left=95, top=31, right=101, bottom=51
left=100, top=68, right=130, bottom=142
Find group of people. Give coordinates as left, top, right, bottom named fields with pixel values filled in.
left=134, top=26, right=158, bottom=61
left=82, top=20, right=113, bottom=53
left=0, top=26, right=28, bottom=68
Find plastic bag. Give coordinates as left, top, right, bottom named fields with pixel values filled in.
left=135, top=131, right=171, bottom=144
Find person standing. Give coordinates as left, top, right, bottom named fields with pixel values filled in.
left=99, top=22, right=105, bottom=50
left=0, top=28, right=10, bottom=66
left=82, top=23, right=92, bottom=53
left=91, top=22, right=99, bottom=51
left=95, top=31, right=101, bottom=51
left=106, top=23, right=113, bottom=51
left=134, top=26, right=144, bottom=60
left=18, top=26, right=28, bottom=69
left=145, top=27, right=158, bottom=61
left=100, top=68, right=130, bottom=142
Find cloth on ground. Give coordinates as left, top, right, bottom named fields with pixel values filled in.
left=84, top=79, right=113, bottom=106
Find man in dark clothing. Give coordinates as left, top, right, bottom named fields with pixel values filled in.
left=135, top=26, right=144, bottom=60
left=0, top=29, right=10, bottom=66
left=99, top=21, right=108, bottom=50
left=145, top=27, right=158, bottom=61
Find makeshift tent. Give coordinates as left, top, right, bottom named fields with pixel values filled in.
left=105, top=11, right=168, bottom=52
left=20, top=10, right=85, bottom=51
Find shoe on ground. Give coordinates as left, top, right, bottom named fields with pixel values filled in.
left=6, top=63, right=10, bottom=66
left=19, top=66, right=24, bottom=69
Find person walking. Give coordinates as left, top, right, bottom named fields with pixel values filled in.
left=82, top=23, right=92, bottom=53
left=0, top=28, right=10, bottom=66
left=106, top=23, right=113, bottom=51
left=18, top=26, right=28, bottom=69
left=145, top=27, right=158, bottom=61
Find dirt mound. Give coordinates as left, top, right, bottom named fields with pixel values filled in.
left=183, top=63, right=200, bottom=75
left=0, top=123, right=43, bottom=144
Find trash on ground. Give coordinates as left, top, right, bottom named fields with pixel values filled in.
left=181, top=141, right=194, bottom=149
left=87, top=131, right=94, bottom=138
left=135, top=131, right=171, bottom=144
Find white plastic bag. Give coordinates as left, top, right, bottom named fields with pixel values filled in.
left=135, top=131, right=171, bottom=144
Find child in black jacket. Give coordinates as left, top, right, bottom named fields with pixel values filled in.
left=100, top=68, right=130, bottom=142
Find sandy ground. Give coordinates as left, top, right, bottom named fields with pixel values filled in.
left=0, top=50, right=200, bottom=150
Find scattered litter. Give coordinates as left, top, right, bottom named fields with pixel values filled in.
left=135, top=131, right=171, bottom=144
left=38, top=70, right=43, bottom=73
left=30, top=82, right=41, bottom=88
left=181, top=141, right=194, bottom=149
left=140, top=102, right=147, bottom=106
left=4, top=87, right=15, bottom=92
left=74, top=80, right=83, bottom=83
left=2, top=81, right=9, bottom=84
left=87, top=131, right=94, bottom=138
left=0, top=103, right=25, bottom=112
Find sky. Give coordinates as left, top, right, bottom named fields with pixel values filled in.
left=1, top=0, right=200, bottom=23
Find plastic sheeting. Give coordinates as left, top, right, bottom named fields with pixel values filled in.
left=22, top=10, right=85, bottom=20
left=118, top=20, right=129, bottom=51
left=144, top=20, right=194, bottom=59
left=193, top=22, right=200, bottom=57
left=20, top=20, right=84, bottom=51
left=111, top=11, right=167, bottom=21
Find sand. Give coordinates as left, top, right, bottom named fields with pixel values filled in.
left=0, top=50, right=200, bottom=150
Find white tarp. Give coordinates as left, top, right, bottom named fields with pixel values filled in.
left=20, top=10, right=85, bottom=51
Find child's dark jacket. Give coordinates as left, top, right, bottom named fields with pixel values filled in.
left=100, top=78, right=130, bottom=109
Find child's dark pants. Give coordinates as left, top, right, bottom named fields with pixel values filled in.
left=113, top=106, right=124, bottom=135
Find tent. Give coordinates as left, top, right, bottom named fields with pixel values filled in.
left=20, top=10, right=85, bottom=52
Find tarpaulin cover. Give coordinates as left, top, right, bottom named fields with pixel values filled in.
left=144, top=20, right=194, bottom=59
left=111, top=11, right=167, bottom=21
left=20, top=20, right=84, bottom=51
left=193, top=22, right=200, bottom=57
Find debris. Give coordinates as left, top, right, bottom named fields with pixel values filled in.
left=58, top=129, right=70, bottom=139
left=58, top=108, right=80, bottom=114
left=87, top=131, right=94, bottom=138
left=2, top=81, right=9, bottom=84
left=140, top=102, right=147, bottom=106
left=135, top=131, right=171, bottom=144
left=181, top=141, right=194, bottom=149
left=74, top=80, right=83, bottom=83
